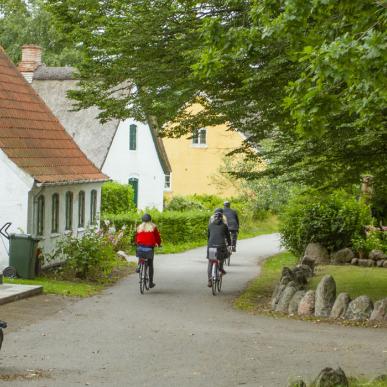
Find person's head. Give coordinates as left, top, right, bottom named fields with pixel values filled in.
left=141, top=213, right=152, bottom=223
left=213, top=208, right=223, bottom=221
left=224, top=201, right=230, bottom=208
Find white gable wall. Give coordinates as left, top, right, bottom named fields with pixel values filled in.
left=102, top=119, right=165, bottom=211
left=0, top=150, right=34, bottom=269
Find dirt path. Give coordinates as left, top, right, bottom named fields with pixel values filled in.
left=0, top=234, right=386, bottom=386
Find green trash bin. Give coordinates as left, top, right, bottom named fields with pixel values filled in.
left=9, top=234, right=39, bottom=279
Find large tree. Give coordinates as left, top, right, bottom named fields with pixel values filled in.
left=0, top=0, right=82, bottom=65
left=45, top=0, right=386, bottom=195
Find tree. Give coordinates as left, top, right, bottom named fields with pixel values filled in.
left=0, top=0, right=82, bottom=65
left=45, top=0, right=386, bottom=200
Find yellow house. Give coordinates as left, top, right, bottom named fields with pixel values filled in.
left=162, top=106, right=245, bottom=197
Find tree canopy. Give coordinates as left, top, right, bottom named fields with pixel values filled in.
left=41, top=1, right=387, bottom=200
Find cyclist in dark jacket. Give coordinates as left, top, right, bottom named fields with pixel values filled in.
left=207, top=209, right=231, bottom=287
left=223, top=201, right=239, bottom=252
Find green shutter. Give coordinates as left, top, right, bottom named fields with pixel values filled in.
left=129, top=178, right=139, bottom=207
left=129, top=124, right=137, bottom=150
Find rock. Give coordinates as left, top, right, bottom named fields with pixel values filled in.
left=345, top=295, right=374, bottom=320
left=300, top=256, right=315, bottom=272
left=298, top=290, right=316, bottom=316
left=292, top=267, right=309, bottom=287
left=350, top=258, right=359, bottom=265
left=376, top=259, right=384, bottom=267
left=370, top=298, right=387, bottom=321
left=315, top=275, right=336, bottom=317
left=330, top=293, right=351, bottom=319
left=314, top=367, right=348, bottom=387
left=383, top=261, right=387, bottom=268
left=271, top=283, right=287, bottom=310
left=295, top=264, right=313, bottom=279
left=304, top=243, right=330, bottom=265
left=275, top=282, right=298, bottom=313
left=358, top=259, right=375, bottom=267
left=369, top=249, right=387, bottom=261
left=288, top=290, right=306, bottom=315
left=330, top=248, right=354, bottom=264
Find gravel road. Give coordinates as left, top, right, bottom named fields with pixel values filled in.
left=0, top=234, right=386, bottom=386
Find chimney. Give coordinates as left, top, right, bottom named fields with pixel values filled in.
left=18, top=45, right=42, bottom=83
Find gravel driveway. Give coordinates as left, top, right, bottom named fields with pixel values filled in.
left=0, top=233, right=386, bottom=386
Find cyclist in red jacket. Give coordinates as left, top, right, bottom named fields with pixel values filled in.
left=135, top=213, right=161, bottom=288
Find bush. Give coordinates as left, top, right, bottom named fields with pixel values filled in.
left=101, top=182, right=135, bottom=214
left=352, top=230, right=387, bottom=255
left=102, top=209, right=211, bottom=245
left=280, top=190, right=372, bottom=256
left=53, top=230, right=117, bottom=283
left=164, top=196, right=206, bottom=211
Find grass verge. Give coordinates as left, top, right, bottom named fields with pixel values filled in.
left=234, top=251, right=387, bottom=328
left=4, top=261, right=136, bottom=297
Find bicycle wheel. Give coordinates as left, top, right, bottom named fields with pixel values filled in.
left=139, top=264, right=145, bottom=294
left=217, top=272, right=222, bottom=292
left=211, top=263, right=218, bottom=296
left=144, top=263, right=150, bottom=291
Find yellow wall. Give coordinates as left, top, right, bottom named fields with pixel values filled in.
left=163, top=122, right=244, bottom=197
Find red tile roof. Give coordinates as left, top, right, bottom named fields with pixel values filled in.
left=0, top=47, right=108, bottom=184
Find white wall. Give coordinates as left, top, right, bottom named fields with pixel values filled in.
left=0, top=150, right=34, bottom=269
left=102, top=119, right=165, bottom=211
left=27, top=182, right=103, bottom=259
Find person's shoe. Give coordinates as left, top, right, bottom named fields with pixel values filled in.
left=135, top=266, right=140, bottom=273
left=207, top=280, right=212, bottom=287
left=149, top=282, right=156, bottom=288
left=221, top=269, right=227, bottom=275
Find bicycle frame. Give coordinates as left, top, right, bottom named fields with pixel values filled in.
left=138, top=258, right=150, bottom=294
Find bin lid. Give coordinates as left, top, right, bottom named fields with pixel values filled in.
left=9, top=233, right=39, bottom=241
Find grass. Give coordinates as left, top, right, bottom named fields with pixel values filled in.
left=309, top=265, right=387, bottom=302
left=4, top=261, right=136, bottom=298
left=291, top=377, right=387, bottom=387
left=234, top=251, right=387, bottom=326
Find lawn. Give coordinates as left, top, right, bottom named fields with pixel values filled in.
left=234, top=251, right=387, bottom=321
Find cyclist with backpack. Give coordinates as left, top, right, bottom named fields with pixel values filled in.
left=223, top=201, right=239, bottom=252
left=207, top=209, right=231, bottom=287
left=135, top=213, right=161, bottom=289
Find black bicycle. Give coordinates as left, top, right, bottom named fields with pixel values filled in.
left=138, top=258, right=150, bottom=294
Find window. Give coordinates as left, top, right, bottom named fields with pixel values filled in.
left=90, top=190, right=97, bottom=225
left=37, top=195, right=45, bottom=236
left=65, top=191, right=73, bottom=230
left=129, top=124, right=137, bottom=150
left=192, top=128, right=207, bottom=146
left=128, top=177, right=139, bottom=208
left=164, top=174, right=171, bottom=190
left=51, top=193, right=59, bottom=233
left=78, top=191, right=85, bottom=228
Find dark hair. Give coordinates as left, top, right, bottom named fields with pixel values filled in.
left=214, top=208, right=223, bottom=214
left=224, top=201, right=230, bottom=207
left=142, top=213, right=152, bottom=222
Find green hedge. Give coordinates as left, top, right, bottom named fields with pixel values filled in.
left=101, top=182, right=135, bottom=214
left=102, top=210, right=211, bottom=245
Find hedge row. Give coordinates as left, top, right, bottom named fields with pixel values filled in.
left=102, top=210, right=211, bottom=245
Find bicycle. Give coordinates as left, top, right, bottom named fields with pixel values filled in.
left=138, top=258, right=150, bottom=294
left=210, top=258, right=223, bottom=296
left=225, top=246, right=232, bottom=266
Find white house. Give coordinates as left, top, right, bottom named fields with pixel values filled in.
left=18, top=45, right=172, bottom=211
left=0, top=46, right=109, bottom=269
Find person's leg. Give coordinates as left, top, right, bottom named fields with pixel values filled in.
left=207, top=260, right=212, bottom=286
left=231, top=231, right=237, bottom=251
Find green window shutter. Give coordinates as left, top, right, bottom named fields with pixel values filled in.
left=90, top=190, right=97, bottom=225
left=129, top=124, right=137, bottom=150
left=51, top=193, right=59, bottom=233
left=65, top=191, right=73, bottom=230
left=129, top=178, right=139, bottom=208
left=37, top=195, right=45, bottom=236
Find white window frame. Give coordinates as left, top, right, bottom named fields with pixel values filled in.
left=191, top=128, right=207, bottom=148
left=164, top=173, right=172, bottom=191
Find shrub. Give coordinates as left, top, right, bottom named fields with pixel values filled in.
left=280, top=190, right=372, bottom=256
left=53, top=230, right=117, bottom=283
left=352, top=230, right=387, bottom=255
left=102, top=210, right=210, bottom=245
left=164, top=196, right=206, bottom=211
left=101, top=181, right=135, bottom=214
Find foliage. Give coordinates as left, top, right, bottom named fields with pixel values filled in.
left=103, top=210, right=211, bottom=245
left=280, top=190, right=372, bottom=256
left=45, top=0, right=387, bottom=201
left=51, top=229, right=117, bottom=283
left=164, top=195, right=206, bottom=212
left=0, top=0, right=82, bottom=65
left=101, top=181, right=135, bottom=215
left=352, top=230, right=387, bottom=255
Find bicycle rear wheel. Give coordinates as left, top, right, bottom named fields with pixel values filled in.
left=139, top=264, right=145, bottom=294
left=144, top=263, right=150, bottom=291
left=211, top=263, right=218, bottom=296
left=217, top=273, right=222, bottom=292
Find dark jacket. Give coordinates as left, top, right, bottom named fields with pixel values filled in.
left=207, top=219, right=231, bottom=248
left=223, top=207, right=239, bottom=231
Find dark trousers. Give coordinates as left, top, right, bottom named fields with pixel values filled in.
left=230, top=230, right=238, bottom=248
